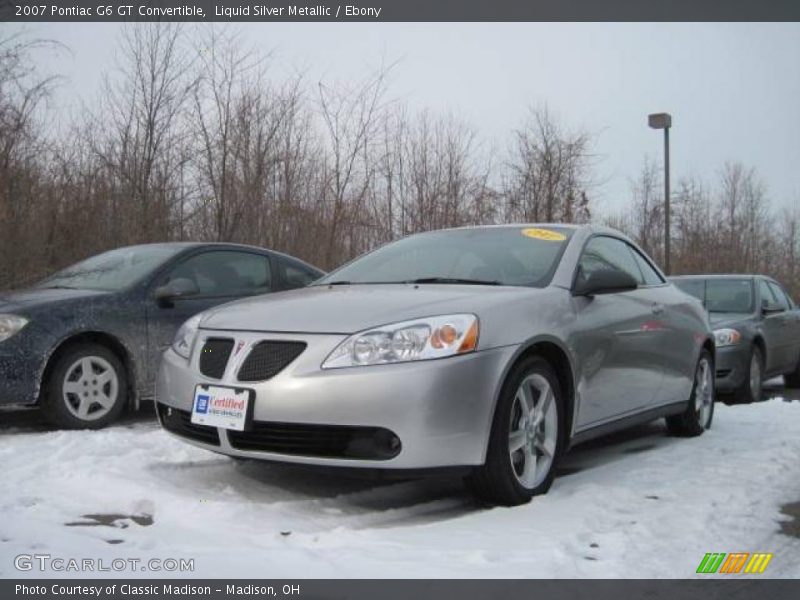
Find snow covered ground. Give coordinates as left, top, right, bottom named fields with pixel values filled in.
left=1, top=385, right=799, bottom=579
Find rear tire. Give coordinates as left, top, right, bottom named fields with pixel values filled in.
left=784, top=358, right=800, bottom=388
left=40, top=343, right=128, bottom=430
left=666, top=349, right=714, bottom=437
left=466, top=355, right=565, bottom=506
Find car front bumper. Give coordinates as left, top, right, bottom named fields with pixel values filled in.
left=714, top=345, right=750, bottom=392
left=155, top=329, right=518, bottom=469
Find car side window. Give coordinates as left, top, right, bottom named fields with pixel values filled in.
left=758, top=279, right=779, bottom=309
left=578, top=236, right=644, bottom=285
left=780, top=287, right=796, bottom=309
left=626, top=245, right=665, bottom=286
left=767, top=281, right=790, bottom=310
left=164, top=251, right=272, bottom=297
left=280, top=260, right=319, bottom=289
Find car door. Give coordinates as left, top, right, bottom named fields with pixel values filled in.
left=627, top=248, right=700, bottom=408
left=571, top=235, right=666, bottom=428
left=144, top=249, right=274, bottom=390
left=762, top=279, right=800, bottom=374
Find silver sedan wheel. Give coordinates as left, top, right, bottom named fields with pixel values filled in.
left=749, top=352, right=762, bottom=401
left=695, top=356, right=714, bottom=428
left=508, top=373, right=558, bottom=490
left=62, top=356, right=119, bottom=421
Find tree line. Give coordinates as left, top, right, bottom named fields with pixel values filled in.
left=0, top=25, right=796, bottom=298
left=607, top=159, right=799, bottom=296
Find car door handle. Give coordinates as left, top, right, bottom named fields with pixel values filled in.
left=651, top=303, right=665, bottom=315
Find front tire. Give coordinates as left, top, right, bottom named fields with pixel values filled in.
left=466, top=355, right=565, bottom=506
left=41, top=343, right=128, bottom=430
left=666, top=349, right=714, bottom=437
left=731, top=345, right=763, bottom=404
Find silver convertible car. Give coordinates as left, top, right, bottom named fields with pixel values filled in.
left=156, top=224, right=714, bottom=505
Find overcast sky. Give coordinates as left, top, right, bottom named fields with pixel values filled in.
left=22, top=22, right=800, bottom=216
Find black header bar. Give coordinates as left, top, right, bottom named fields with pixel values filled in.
left=2, top=0, right=800, bottom=22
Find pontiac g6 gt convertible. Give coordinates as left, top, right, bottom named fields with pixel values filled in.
left=156, top=225, right=714, bottom=505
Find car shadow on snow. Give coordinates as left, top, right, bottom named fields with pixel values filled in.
left=150, top=453, right=478, bottom=527
left=555, top=421, right=672, bottom=478
left=145, top=420, right=683, bottom=530
left=0, top=401, right=159, bottom=434
left=718, top=377, right=800, bottom=405
left=150, top=385, right=797, bottom=528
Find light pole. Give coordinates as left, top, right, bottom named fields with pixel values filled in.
left=648, top=112, right=672, bottom=275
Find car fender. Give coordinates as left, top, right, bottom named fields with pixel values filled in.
left=478, top=333, right=579, bottom=463
left=38, top=328, right=140, bottom=408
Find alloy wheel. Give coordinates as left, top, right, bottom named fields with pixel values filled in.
left=695, top=356, right=714, bottom=428
left=508, top=373, right=558, bottom=489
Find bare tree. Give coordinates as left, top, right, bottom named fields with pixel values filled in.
left=316, top=68, right=389, bottom=267
left=504, top=107, right=593, bottom=224
left=90, top=23, right=195, bottom=244
left=0, top=34, right=61, bottom=288
left=6, top=25, right=799, bottom=304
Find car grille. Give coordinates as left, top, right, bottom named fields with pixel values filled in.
left=227, top=422, right=401, bottom=460
left=237, top=341, right=306, bottom=382
left=158, top=404, right=220, bottom=446
left=199, top=338, right=234, bottom=379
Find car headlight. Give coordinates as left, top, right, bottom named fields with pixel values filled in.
left=322, top=314, right=479, bottom=369
left=172, top=314, right=203, bottom=359
left=714, top=328, right=742, bottom=347
left=0, top=314, right=28, bottom=343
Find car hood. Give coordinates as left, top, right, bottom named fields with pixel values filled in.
left=200, top=284, right=539, bottom=334
left=0, top=287, right=111, bottom=313
left=708, top=312, right=752, bottom=328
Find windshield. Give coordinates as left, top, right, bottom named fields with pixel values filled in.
left=675, top=278, right=754, bottom=313
left=317, top=227, right=573, bottom=287
left=706, top=279, right=754, bottom=313
left=38, top=245, right=184, bottom=292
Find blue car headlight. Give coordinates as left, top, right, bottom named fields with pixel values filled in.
left=0, top=314, right=28, bottom=343
left=322, top=314, right=479, bottom=369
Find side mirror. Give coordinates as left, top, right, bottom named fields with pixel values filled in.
left=574, top=268, right=638, bottom=297
left=761, top=299, right=785, bottom=315
left=154, top=278, right=199, bottom=305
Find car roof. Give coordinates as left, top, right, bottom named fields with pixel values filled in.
left=108, top=242, right=325, bottom=274
left=112, top=241, right=261, bottom=252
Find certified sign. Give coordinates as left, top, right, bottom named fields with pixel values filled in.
left=191, top=385, right=251, bottom=431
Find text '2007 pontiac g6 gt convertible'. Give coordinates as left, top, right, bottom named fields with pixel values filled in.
left=156, top=225, right=714, bottom=505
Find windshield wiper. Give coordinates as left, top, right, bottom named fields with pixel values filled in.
left=324, top=280, right=352, bottom=286
left=405, top=277, right=502, bottom=286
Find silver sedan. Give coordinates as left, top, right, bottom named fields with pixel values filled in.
left=156, top=224, right=714, bottom=505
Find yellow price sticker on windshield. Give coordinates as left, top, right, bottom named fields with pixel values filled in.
left=521, top=228, right=566, bottom=242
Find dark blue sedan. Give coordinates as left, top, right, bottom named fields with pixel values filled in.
left=0, top=243, right=323, bottom=428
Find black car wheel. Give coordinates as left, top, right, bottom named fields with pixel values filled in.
left=730, top=345, right=763, bottom=404
left=41, top=343, right=128, bottom=429
left=784, top=358, right=800, bottom=388
left=466, top=355, right=565, bottom=506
